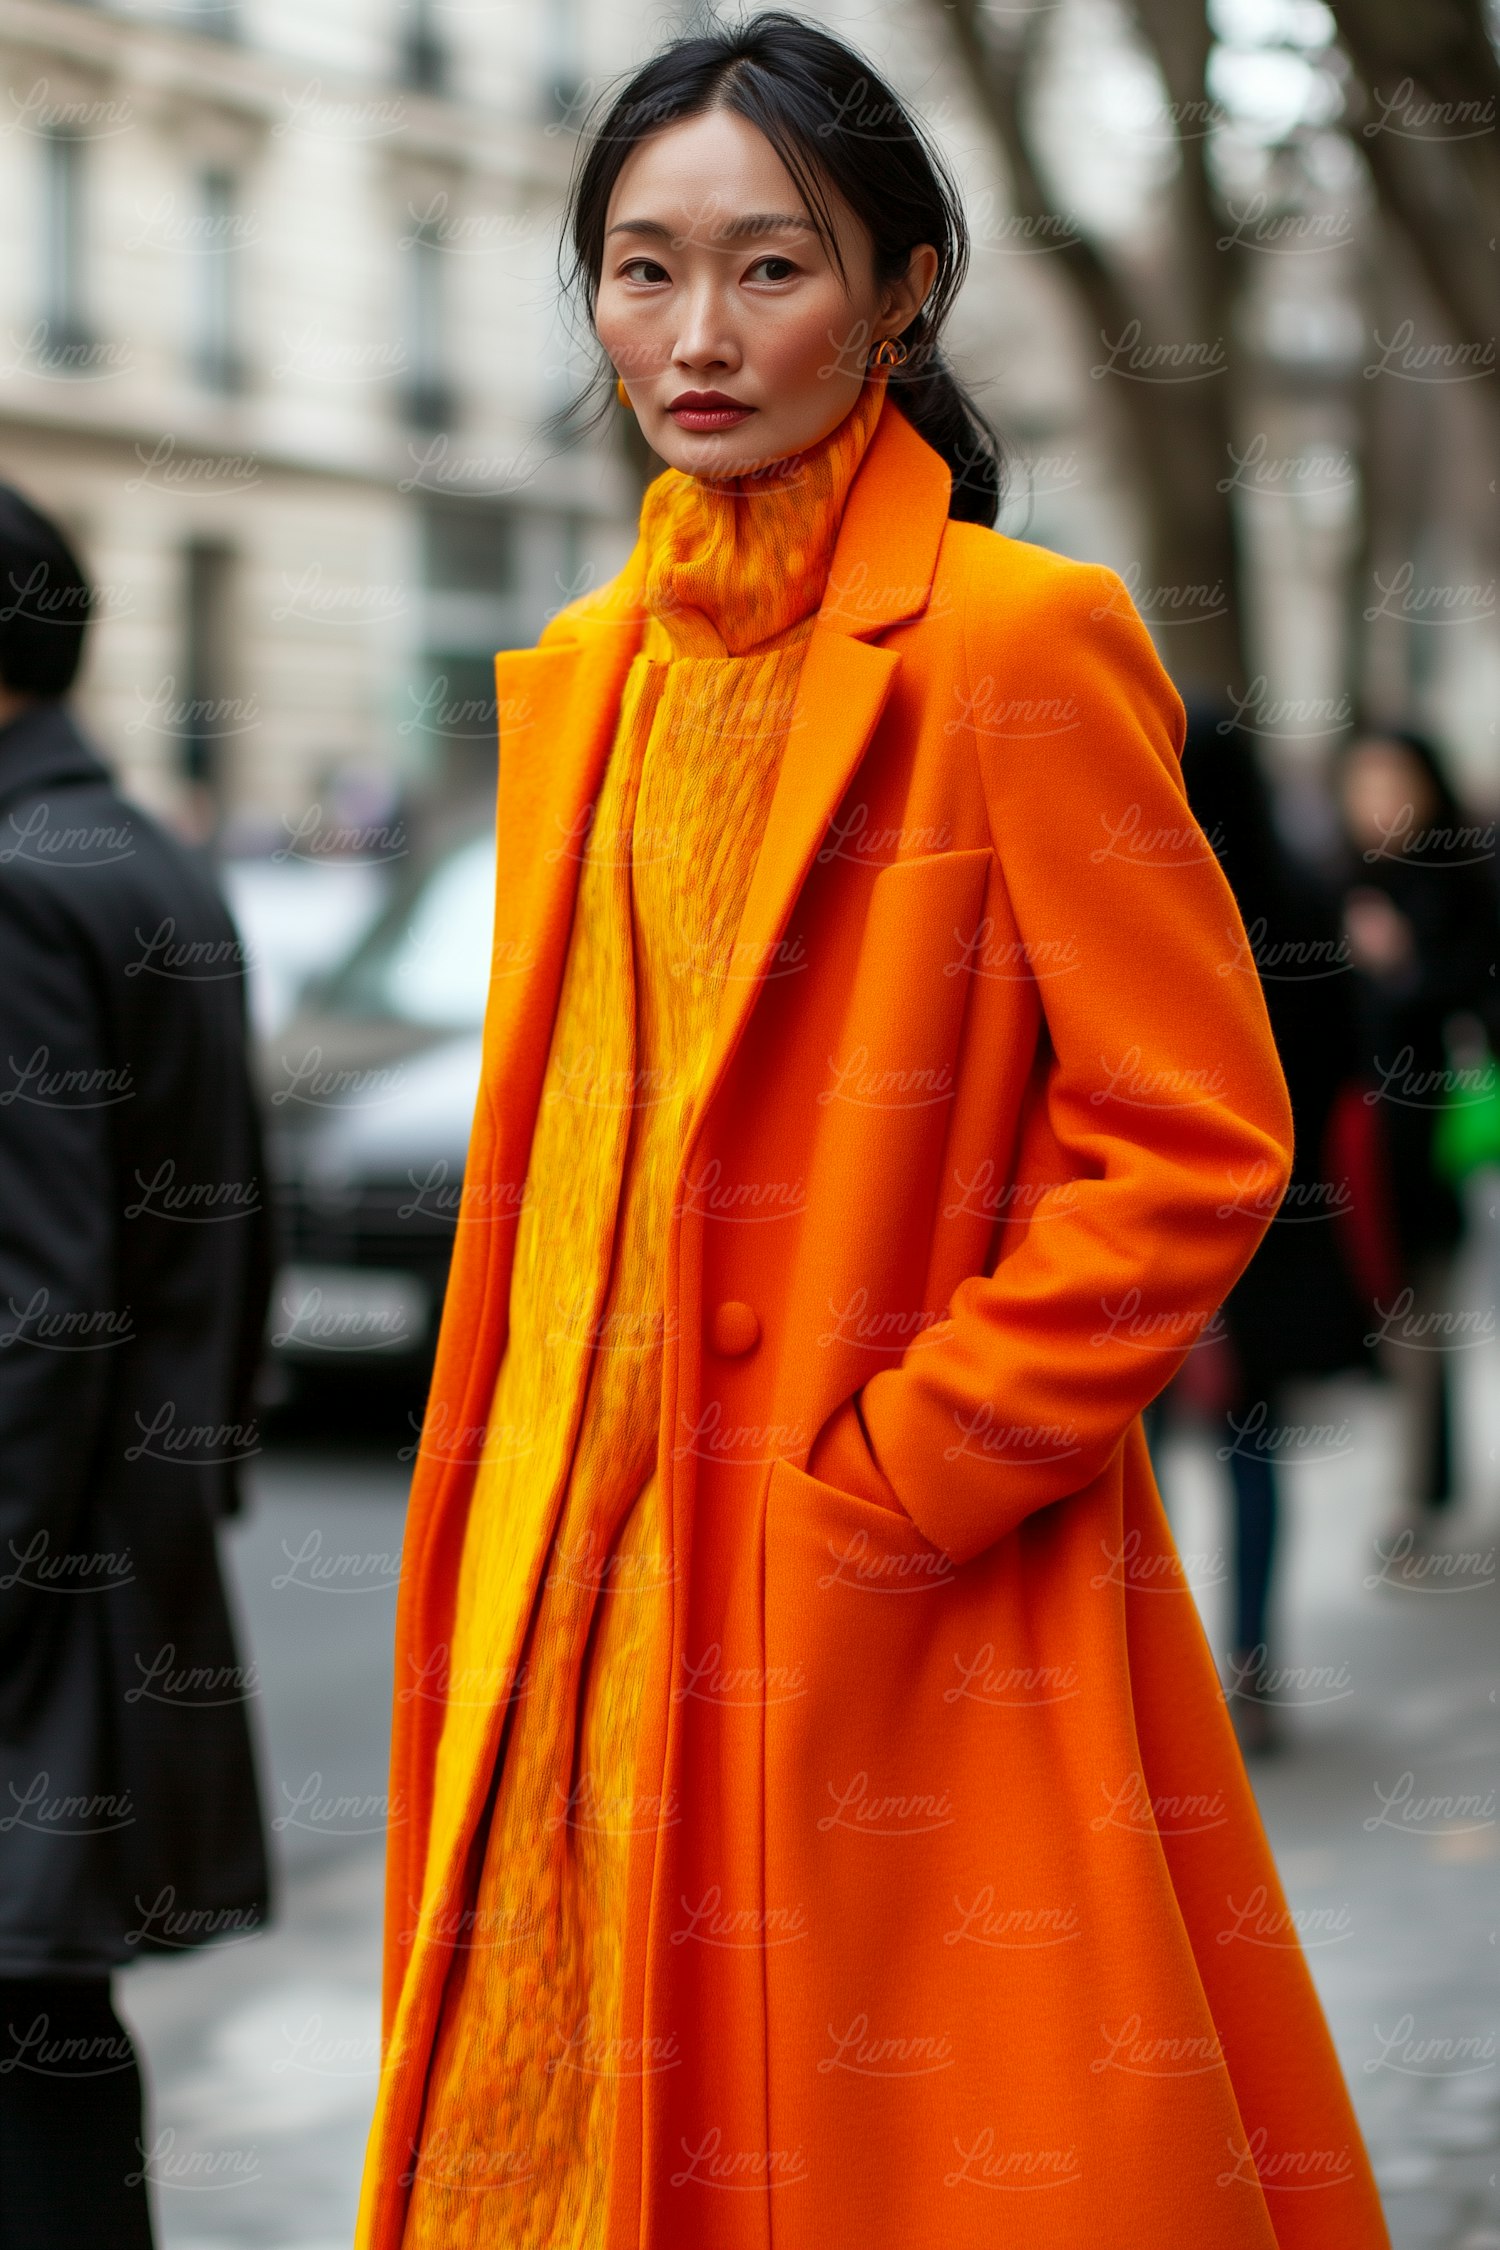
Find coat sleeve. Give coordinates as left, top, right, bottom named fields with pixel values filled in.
left=854, top=558, right=1296, bottom=1565
left=0, top=877, right=116, bottom=1705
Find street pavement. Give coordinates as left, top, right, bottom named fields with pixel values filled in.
left=1164, top=1376, right=1500, bottom=2250
left=120, top=1355, right=1500, bottom=2250
left=121, top=1436, right=403, bottom=2250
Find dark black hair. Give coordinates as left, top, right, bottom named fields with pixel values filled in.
left=1339, top=721, right=1468, bottom=843
left=552, top=8, right=1003, bottom=526
left=0, top=484, right=92, bottom=697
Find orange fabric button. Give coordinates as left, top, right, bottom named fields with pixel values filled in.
left=709, top=1299, right=761, bottom=1357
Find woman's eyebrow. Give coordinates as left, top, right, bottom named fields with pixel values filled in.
left=605, top=213, right=817, bottom=242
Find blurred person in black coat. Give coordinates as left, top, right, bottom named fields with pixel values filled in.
left=1337, top=726, right=1500, bottom=1549
left=1147, top=709, right=1373, bottom=1754
left=0, top=488, right=273, bottom=2248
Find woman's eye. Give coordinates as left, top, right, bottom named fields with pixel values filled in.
left=615, top=252, right=799, bottom=285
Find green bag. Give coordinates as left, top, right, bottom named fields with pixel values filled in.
left=1433, top=1022, right=1500, bottom=1184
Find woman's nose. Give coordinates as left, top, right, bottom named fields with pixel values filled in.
left=671, top=282, right=740, bottom=373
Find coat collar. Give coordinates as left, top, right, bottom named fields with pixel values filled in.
left=812, top=395, right=954, bottom=641
left=483, top=396, right=952, bottom=1245
left=0, top=699, right=110, bottom=812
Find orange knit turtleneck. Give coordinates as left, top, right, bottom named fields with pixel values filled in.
left=395, top=374, right=889, bottom=2250
left=637, top=367, right=889, bottom=655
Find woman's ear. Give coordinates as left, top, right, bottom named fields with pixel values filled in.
left=881, top=242, right=940, bottom=337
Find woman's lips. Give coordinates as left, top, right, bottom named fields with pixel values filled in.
left=667, top=402, right=754, bottom=431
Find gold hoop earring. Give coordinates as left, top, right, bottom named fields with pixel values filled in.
left=616, top=376, right=632, bottom=408
left=870, top=336, right=909, bottom=370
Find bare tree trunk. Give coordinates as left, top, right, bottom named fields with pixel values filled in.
left=1325, top=0, right=1500, bottom=462
left=1131, top=0, right=1250, bottom=697
left=930, top=0, right=1248, bottom=696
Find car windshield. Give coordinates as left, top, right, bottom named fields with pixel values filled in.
left=314, top=833, right=495, bottom=1030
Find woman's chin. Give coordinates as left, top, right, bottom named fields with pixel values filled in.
left=647, top=421, right=783, bottom=481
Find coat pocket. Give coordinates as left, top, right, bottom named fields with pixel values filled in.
left=758, top=1452, right=1076, bottom=2241
left=758, top=1443, right=1297, bottom=2244
left=760, top=1454, right=967, bottom=1879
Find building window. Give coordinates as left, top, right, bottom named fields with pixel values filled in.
left=400, top=226, right=453, bottom=431
left=424, top=501, right=516, bottom=602
left=399, top=0, right=445, bottom=92
left=541, top=0, right=582, bottom=123
left=182, top=538, right=238, bottom=810
left=192, top=168, right=242, bottom=393
left=40, top=127, right=90, bottom=368
left=410, top=500, right=515, bottom=791
left=188, top=0, right=240, bottom=40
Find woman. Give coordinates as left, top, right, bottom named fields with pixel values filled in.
left=359, top=16, right=1390, bottom=2249
left=1338, top=725, right=1498, bottom=1543
left=1152, top=709, right=1373, bottom=1755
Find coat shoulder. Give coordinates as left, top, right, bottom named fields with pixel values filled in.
left=933, top=522, right=1125, bottom=633
left=931, top=523, right=1183, bottom=753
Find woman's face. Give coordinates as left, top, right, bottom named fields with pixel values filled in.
left=1340, top=736, right=1439, bottom=855
left=595, top=107, right=937, bottom=479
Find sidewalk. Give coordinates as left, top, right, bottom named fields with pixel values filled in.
left=121, top=1447, right=400, bottom=2250
left=1158, top=1357, right=1500, bottom=2250
left=120, top=1846, right=385, bottom=2250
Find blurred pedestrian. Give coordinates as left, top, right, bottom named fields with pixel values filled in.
left=0, top=487, right=274, bottom=2249
left=1148, top=709, right=1375, bottom=1754
left=1336, top=725, right=1500, bottom=1554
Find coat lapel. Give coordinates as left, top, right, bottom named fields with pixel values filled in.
left=682, top=398, right=953, bottom=1154
left=683, top=626, right=900, bottom=1147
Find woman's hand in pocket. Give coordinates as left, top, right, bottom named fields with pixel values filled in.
left=805, top=1390, right=907, bottom=1514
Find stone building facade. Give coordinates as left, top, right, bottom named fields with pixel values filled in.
left=0, top=0, right=639, bottom=835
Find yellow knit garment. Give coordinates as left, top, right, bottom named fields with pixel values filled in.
left=399, top=374, right=889, bottom=2248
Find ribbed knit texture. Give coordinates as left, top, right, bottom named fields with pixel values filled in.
left=398, top=374, right=888, bottom=2248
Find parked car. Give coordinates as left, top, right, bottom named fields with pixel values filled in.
left=257, top=825, right=494, bottom=1402
left=222, top=850, right=391, bottom=1040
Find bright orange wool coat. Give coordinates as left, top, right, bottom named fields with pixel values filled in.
left=359, top=399, right=1391, bottom=2249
